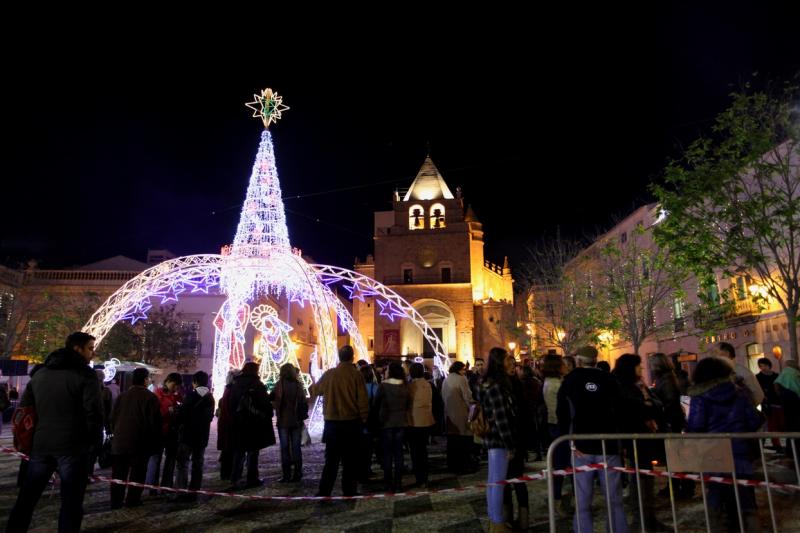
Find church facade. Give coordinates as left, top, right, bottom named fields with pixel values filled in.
left=353, top=157, right=515, bottom=365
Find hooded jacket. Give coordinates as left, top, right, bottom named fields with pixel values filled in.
left=21, top=348, right=103, bottom=456
left=687, top=378, right=764, bottom=473
left=177, top=386, right=215, bottom=448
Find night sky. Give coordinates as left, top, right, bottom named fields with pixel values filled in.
left=3, top=5, right=798, bottom=273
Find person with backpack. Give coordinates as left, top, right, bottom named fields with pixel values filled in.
left=7, top=332, right=103, bottom=533
left=228, top=362, right=274, bottom=489
left=173, top=371, right=215, bottom=501
left=479, top=347, right=518, bottom=533
left=270, top=363, right=308, bottom=482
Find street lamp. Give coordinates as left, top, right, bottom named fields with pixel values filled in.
left=508, top=341, right=516, bottom=354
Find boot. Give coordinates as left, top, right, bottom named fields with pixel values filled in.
left=489, top=522, right=512, bottom=533
left=742, top=511, right=761, bottom=533
left=517, top=507, right=529, bottom=531
left=502, top=501, right=513, bottom=524
left=280, top=464, right=292, bottom=483
left=291, top=461, right=302, bottom=482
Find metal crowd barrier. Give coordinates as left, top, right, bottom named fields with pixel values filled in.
left=546, top=432, right=800, bottom=533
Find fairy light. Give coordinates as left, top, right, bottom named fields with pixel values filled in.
left=84, top=89, right=451, bottom=422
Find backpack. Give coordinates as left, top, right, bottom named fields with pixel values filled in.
left=236, top=388, right=267, bottom=420
left=468, top=402, right=490, bottom=438
left=12, top=406, right=37, bottom=454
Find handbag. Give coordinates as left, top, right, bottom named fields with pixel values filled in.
left=300, top=424, right=312, bottom=446
left=97, top=435, right=113, bottom=469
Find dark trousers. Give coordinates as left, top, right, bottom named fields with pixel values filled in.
left=278, top=427, right=303, bottom=472
left=7, top=453, right=88, bottom=533
left=219, top=449, right=233, bottom=480
left=318, top=419, right=361, bottom=496
left=111, top=453, right=149, bottom=507
left=407, top=426, right=430, bottom=484
left=146, top=438, right=177, bottom=488
left=548, top=424, right=571, bottom=499
left=230, top=450, right=260, bottom=486
left=382, top=427, right=405, bottom=489
left=503, top=447, right=529, bottom=509
left=175, top=444, right=205, bottom=491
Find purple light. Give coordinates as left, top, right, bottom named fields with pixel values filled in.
left=342, top=283, right=378, bottom=302
left=378, top=299, right=405, bottom=322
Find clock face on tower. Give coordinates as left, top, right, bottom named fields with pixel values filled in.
left=418, top=246, right=437, bottom=268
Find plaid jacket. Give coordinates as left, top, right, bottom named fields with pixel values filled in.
left=479, top=379, right=517, bottom=450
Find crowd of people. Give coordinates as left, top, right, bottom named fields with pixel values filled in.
left=4, top=331, right=799, bottom=532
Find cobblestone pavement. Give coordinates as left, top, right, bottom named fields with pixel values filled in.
left=1, top=424, right=798, bottom=532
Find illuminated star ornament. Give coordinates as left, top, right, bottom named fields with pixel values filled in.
left=245, top=88, right=289, bottom=128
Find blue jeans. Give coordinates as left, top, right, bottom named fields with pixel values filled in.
left=487, top=448, right=509, bottom=524
left=381, top=427, right=405, bottom=488
left=7, top=453, right=89, bottom=533
left=278, top=427, right=303, bottom=470
left=573, top=453, right=628, bottom=533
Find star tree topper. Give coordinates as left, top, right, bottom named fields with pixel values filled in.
left=245, top=88, right=289, bottom=127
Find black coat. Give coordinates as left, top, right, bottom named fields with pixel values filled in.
left=21, top=348, right=103, bottom=456
left=228, top=373, right=275, bottom=451
left=177, top=388, right=215, bottom=449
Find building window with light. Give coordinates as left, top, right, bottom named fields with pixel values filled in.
left=673, top=296, right=686, bottom=333
left=409, top=205, right=425, bottom=230
left=429, top=203, right=446, bottom=229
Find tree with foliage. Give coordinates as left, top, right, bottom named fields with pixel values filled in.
left=520, top=235, right=609, bottom=356
left=653, top=84, right=800, bottom=361
left=7, top=290, right=103, bottom=363
left=140, top=304, right=199, bottom=371
left=597, top=224, right=689, bottom=356
left=96, top=321, right=141, bottom=360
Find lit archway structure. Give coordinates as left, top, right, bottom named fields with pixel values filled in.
left=83, top=258, right=449, bottom=382
left=82, top=88, right=450, bottom=433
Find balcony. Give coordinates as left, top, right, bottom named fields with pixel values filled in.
left=729, top=298, right=758, bottom=317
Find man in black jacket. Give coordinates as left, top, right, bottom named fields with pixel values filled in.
left=556, top=346, right=629, bottom=533
left=7, top=332, right=103, bottom=533
left=174, top=371, right=215, bottom=500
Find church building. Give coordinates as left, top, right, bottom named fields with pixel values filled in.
left=353, top=157, right=515, bottom=364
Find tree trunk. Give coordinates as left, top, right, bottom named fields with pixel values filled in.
left=787, top=308, right=799, bottom=363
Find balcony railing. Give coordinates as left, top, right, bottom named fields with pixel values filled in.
left=729, top=298, right=757, bottom=317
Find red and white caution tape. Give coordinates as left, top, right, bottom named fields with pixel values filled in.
left=2, top=446, right=797, bottom=501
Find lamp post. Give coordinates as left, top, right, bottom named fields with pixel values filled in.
left=508, top=341, right=517, bottom=358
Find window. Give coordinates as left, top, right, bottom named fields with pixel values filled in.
left=429, top=203, right=446, bottom=229
left=620, top=231, right=627, bottom=244
left=403, top=269, right=413, bottom=283
left=746, top=343, right=762, bottom=357
left=735, top=275, right=752, bottom=300
left=673, top=296, right=686, bottom=333
left=179, top=320, right=201, bottom=356
left=441, top=267, right=451, bottom=283
left=368, top=337, right=374, bottom=350
left=408, top=205, right=424, bottom=230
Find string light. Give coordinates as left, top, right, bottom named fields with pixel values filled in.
left=84, top=88, right=451, bottom=423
